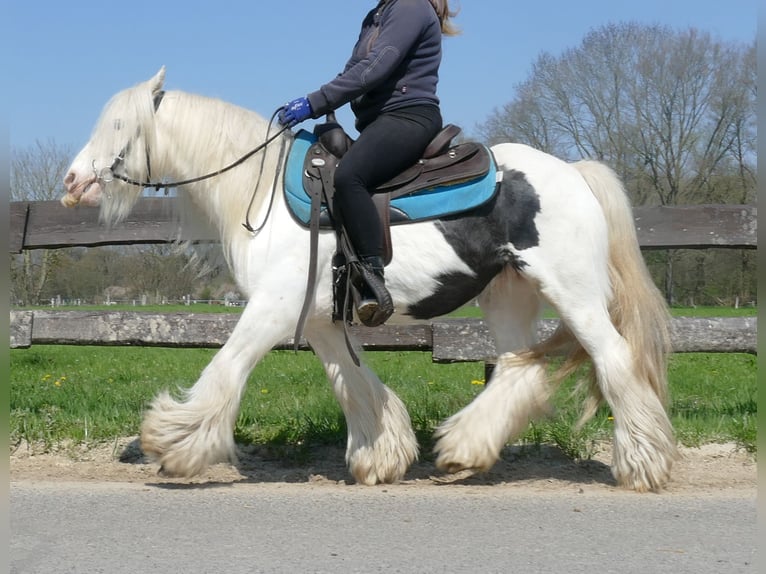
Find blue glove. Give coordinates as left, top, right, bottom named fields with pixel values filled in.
left=278, top=97, right=313, bottom=128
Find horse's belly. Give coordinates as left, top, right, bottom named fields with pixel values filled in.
left=401, top=268, right=496, bottom=320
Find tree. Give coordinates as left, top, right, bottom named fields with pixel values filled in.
left=10, top=140, right=73, bottom=305
left=43, top=247, right=128, bottom=303
left=478, top=23, right=756, bottom=305
left=122, top=245, right=199, bottom=304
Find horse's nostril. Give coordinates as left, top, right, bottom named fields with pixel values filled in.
left=64, top=172, right=75, bottom=188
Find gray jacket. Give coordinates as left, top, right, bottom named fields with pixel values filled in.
left=307, top=0, right=441, bottom=131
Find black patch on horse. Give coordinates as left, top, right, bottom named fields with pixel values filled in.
left=407, top=170, right=541, bottom=319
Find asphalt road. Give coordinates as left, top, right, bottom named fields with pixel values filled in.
left=10, top=480, right=756, bottom=574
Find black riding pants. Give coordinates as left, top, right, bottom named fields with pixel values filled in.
left=333, top=104, right=442, bottom=259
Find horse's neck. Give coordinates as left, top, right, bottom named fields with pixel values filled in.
left=155, top=92, right=286, bottom=238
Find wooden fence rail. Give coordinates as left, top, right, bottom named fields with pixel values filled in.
left=10, top=310, right=757, bottom=356
left=9, top=199, right=758, bottom=252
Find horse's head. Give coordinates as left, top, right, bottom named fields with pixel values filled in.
left=62, top=67, right=166, bottom=222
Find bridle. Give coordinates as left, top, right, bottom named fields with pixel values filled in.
left=93, top=94, right=291, bottom=233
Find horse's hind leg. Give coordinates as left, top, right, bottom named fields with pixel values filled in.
left=306, top=321, right=418, bottom=485
left=434, top=270, right=553, bottom=474
left=476, top=267, right=541, bottom=355
left=521, top=249, right=675, bottom=491
left=555, top=308, right=676, bottom=491
left=435, top=252, right=676, bottom=491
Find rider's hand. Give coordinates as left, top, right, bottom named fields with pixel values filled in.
left=278, top=97, right=313, bottom=128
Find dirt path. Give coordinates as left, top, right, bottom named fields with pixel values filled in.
left=10, top=438, right=756, bottom=495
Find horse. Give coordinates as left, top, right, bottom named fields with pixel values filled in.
left=62, top=67, right=677, bottom=492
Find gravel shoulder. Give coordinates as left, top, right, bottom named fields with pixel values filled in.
left=9, top=438, right=756, bottom=496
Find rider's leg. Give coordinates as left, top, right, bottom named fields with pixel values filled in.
left=333, top=105, right=442, bottom=326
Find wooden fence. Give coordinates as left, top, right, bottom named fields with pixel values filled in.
left=9, top=199, right=758, bottom=252
left=9, top=200, right=758, bottom=364
left=9, top=309, right=757, bottom=356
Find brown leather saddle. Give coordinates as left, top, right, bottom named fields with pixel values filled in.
left=302, top=117, right=492, bottom=265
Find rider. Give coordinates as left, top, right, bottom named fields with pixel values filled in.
left=278, top=0, right=459, bottom=327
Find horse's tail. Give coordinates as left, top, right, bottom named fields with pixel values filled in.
left=530, top=160, right=672, bottom=422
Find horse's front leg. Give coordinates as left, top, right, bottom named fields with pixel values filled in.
left=140, top=301, right=292, bottom=478
left=306, top=321, right=419, bottom=485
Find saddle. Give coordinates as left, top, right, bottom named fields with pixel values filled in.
left=300, top=117, right=494, bottom=265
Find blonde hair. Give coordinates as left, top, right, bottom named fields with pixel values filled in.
left=429, top=0, right=460, bottom=36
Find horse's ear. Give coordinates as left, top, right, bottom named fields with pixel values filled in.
left=149, top=66, right=166, bottom=94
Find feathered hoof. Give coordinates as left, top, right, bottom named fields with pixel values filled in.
left=140, top=427, right=212, bottom=479
left=346, top=432, right=419, bottom=485
left=433, top=448, right=497, bottom=476
left=140, top=427, right=237, bottom=478
left=609, top=425, right=679, bottom=492
left=432, top=417, right=499, bottom=475
left=139, top=391, right=237, bottom=478
left=611, top=445, right=677, bottom=493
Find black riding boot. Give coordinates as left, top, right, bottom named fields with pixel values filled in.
left=353, top=255, right=394, bottom=327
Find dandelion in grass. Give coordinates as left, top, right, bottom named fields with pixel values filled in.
left=260, top=388, right=269, bottom=394
left=471, top=379, right=485, bottom=386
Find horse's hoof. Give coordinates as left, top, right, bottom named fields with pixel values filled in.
left=440, top=461, right=469, bottom=474
left=156, top=464, right=180, bottom=478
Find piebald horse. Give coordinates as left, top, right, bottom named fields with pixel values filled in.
left=62, top=68, right=677, bottom=491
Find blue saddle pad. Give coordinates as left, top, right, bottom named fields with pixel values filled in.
left=283, top=130, right=500, bottom=226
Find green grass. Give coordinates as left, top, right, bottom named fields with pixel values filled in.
left=10, top=342, right=757, bottom=460
left=667, top=305, right=757, bottom=318
left=668, top=352, right=757, bottom=450
left=448, top=303, right=757, bottom=319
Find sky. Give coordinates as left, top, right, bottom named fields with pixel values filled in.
left=7, top=0, right=757, bottom=153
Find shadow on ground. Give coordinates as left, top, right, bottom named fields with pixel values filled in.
left=116, top=438, right=615, bottom=490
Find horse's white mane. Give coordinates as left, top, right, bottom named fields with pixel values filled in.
left=93, top=67, right=288, bottom=272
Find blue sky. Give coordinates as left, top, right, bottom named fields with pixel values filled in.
left=8, top=0, right=757, bottom=151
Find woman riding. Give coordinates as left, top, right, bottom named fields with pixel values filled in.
left=278, top=0, right=459, bottom=327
